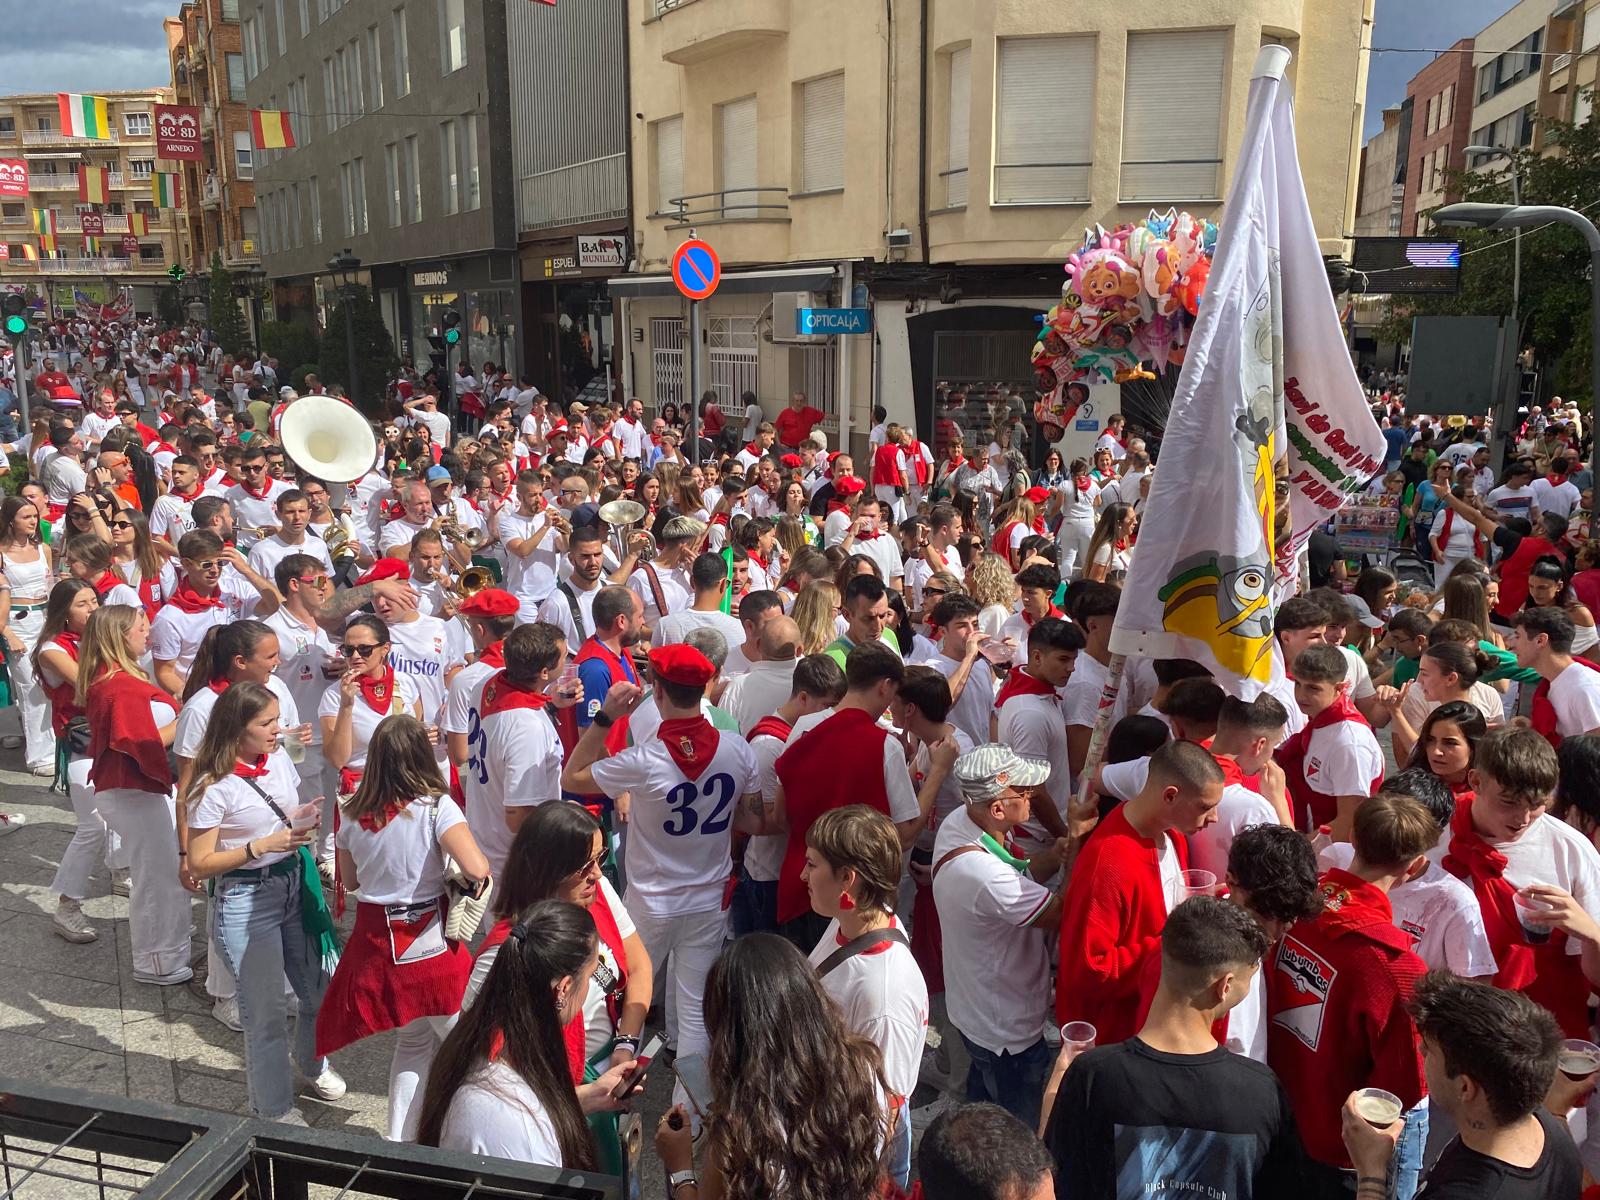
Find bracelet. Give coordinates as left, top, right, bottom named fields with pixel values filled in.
left=242, top=840, right=256, bottom=863
left=178, top=851, right=187, bottom=858
left=613, top=1033, right=640, bottom=1050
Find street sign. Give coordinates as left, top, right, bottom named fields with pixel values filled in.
left=798, top=307, right=872, bottom=336
left=672, top=239, right=721, bottom=302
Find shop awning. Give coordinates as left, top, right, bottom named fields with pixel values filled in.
left=607, top=264, right=837, bottom=299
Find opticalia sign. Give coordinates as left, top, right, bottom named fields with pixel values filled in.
left=797, top=307, right=872, bottom=336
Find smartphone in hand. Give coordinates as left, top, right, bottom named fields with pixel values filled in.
left=611, top=1032, right=668, bottom=1100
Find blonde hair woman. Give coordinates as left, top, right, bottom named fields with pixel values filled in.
left=965, top=553, right=1019, bottom=640
left=792, top=580, right=843, bottom=656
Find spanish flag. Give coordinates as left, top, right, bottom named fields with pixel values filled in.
left=151, top=172, right=180, bottom=208
left=250, top=109, right=295, bottom=150
left=127, top=211, right=149, bottom=236
left=57, top=93, right=110, bottom=140
left=78, top=165, right=110, bottom=205
left=30, top=209, right=55, bottom=235
left=20, top=243, right=38, bottom=262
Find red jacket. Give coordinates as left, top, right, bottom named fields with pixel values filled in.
left=1054, top=804, right=1187, bottom=1044
left=1266, top=869, right=1427, bottom=1167
left=86, top=670, right=177, bottom=794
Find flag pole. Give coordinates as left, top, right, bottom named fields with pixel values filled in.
left=1071, top=652, right=1126, bottom=816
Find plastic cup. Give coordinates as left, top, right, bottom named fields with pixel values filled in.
left=288, top=802, right=320, bottom=831
left=1060, top=1021, right=1097, bottom=1053
left=1514, top=890, right=1554, bottom=945
left=1181, top=869, right=1218, bottom=899
left=279, top=730, right=306, bottom=765
left=1559, top=1039, right=1600, bottom=1081
left=1352, top=1087, right=1403, bottom=1129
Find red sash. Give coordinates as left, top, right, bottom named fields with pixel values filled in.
left=1531, top=657, right=1600, bottom=747
left=994, top=667, right=1057, bottom=709
left=42, top=633, right=81, bottom=736
left=1273, top=695, right=1380, bottom=831
left=554, top=638, right=635, bottom=758
left=1436, top=507, right=1485, bottom=558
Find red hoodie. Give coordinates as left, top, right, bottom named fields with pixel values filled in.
left=1054, top=804, right=1187, bottom=1044
left=1266, top=869, right=1427, bottom=1167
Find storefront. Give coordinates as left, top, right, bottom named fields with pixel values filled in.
left=407, top=252, right=521, bottom=383
left=518, top=228, right=628, bottom=403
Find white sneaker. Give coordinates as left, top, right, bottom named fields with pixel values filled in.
left=52, top=899, right=98, bottom=944
left=110, top=870, right=131, bottom=898
left=211, top=996, right=243, bottom=1032
left=29, top=763, right=54, bottom=778
left=298, top=1065, right=346, bottom=1102
left=0, top=812, right=25, bottom=837
left=275, top=1108, right=310, bottom=1127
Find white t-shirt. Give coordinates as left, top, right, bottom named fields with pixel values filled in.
left=719, top=658, right=798, bottom=734
left=335, top=794, right=465, bottom=905
left=248, top=532, right=333, bottom=581
left=590, top=728, right=761, bottom=917
left=1486, top=483, right=1538, bottom=520
left=627, top=563, right=692, bottom=626
left=929, top=651, right=995, bottom=749
left=499, top=510, right=562, bottom=602
left=264, top=608, right=337, bottom=747
left=807, top=915, right=929, bottom=1100
left=931, top=807, right=1052, bottom=1056
left=1101, top=756, right=1281, bottom=882
left=536, top=579, right=602, bottom=649
left=1338, top=645, right=1377, bottom=701
left=1547, top=660, right=1600, bottom=738
left=852, top=533, right=905, bottom=582
left=1226, top=969, right=1270, bottom=1063
left=459, top=678, right=566, bottom=877
left=189, top=749, right=303, bottom=867
left=149, top=493, right=196, bottom=544
left=1530, top=476, right=1582, bottom=520
left=175, top=675, right=300, bottom=760
left=148, top=579, right=262, bottom=675
left=997, top=687, right=1069, bottom=843
left=377, top=516, right=431, bottom=555
left=224, top=480, right=293, bottom=548
left=316, top=672, right=421, bottom=773
left=438, top=1060, right=562, bottom=1165
left=1301, top=718, right=1385, bottom=803
left=387, top=613, right=466, bottom=729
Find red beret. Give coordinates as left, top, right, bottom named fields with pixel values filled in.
left=458, top=588, right=519, bottom=618
left=1024, top=486, right=1051, bottom=504
left=356, top=557, right=410, bottom=586
left=780, top=453, right=803, bottom=469
left=548, top=420, right=569, bottom=435
left=650, top=644, right=717, bottom=687
left=833, top=475, right=866, bottom=498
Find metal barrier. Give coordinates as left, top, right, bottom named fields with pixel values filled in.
left=0, top=1075, right=620, bottom=1200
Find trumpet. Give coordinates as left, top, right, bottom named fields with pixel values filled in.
left=448, top=565, right=495, bottom=598
left=319, top=521, right=355, bottom=558
left=437, top=514, right=488, bottom=551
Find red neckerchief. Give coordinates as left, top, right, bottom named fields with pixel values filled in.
left=169, top=481, right=200, bottom=501
left=1073, top=474, right=1094, bottom=494
left=1314, top=868, right=1399, bottom=939
left=1114, top=538, right=1131, bottom=551
left=857, top=528, right=883, bottom=541
left=1531, top=658, right=1600, bottom=747
left=55, top=630, right=81, bottom=659
left=150, top=440, right=179, bottom=456
left=1441, top=799, right=1538, bottom=990
left=357, top=800, right=408, bottom=832
left=232, top=754, right=270, bottom=779
left=946, top=452, right=966, bottom=472
left=1546, top=473, right=1567, bottom=488
left=238, top=478, right=274, bottom=501
left=743, top=441, right=761, bottom=458
left=166, top=578, right=223, bottom=613
left=995, top=667, right=1058, bottom=708
left=1021, top=605, right=1064, bottom=627
left=479, top=669, right=552, bottom=716
left=207, top=676, right=230, bottom=695
left=659, top=715, right=719, bottom=781
left=748, top=552, right=767, bottom=571
left=358, top=666, right=397, bottom=714
left=710, top=512, right=729, bottom=527
left=1448, top=778, right=1475, bottom=800
left=748, top=715, right=794, bottom=744
left=1032, top=517, right=1047, bottom=534
left=1213, top=754, right=1248, bottom=788
left=91, top=570, right=124, bottom=598
left=1273, top=692, right=1375, bottom=830
left=477, top=640, right=506, bottom=670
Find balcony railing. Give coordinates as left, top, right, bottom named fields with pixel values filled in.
left=519, top=152, right=629, bottom=231
left=228, top=239, right=259, bottom=262
left=1552, top=51, right=1574, bottom=73
left=52, top=213, right=155, bottom=233
left=664, top=187, right=789, bottom=226
left=36, top=257, right=136, bottom=272
left=27, top=170, right=126, bottom=191
left=21, top=129, right=100, bottom=146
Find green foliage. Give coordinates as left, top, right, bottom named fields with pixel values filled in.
left=318, top=284, right=398, bottom=415
left=207, top=250, right=251, bottom=358
left=1379, top=102, right=1600, bottom=408
left=156, top=284, right=183, bottom=328
left=259, top=320, right=322, bottom=382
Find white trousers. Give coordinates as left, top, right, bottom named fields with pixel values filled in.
left=625, top=903, right=725, bottom=1064
left=50, top=756, right=121, bottom=900
left=874, top=484, right=908, bottom=525
left=95, top=787, right=192, bottom=979
left=9, top=606, right=55, bottom=770
left=387, top=1013, right=457, bottom=1141
left=1057, top=517, right=1096, bottom=579
left=1435, top=552, right=1474, bottom=589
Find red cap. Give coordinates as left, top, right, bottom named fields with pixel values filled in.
left=833, top=475, right=866, bottom=498
left=780, top=453, right=803, bottom=469
left=548, top=420, right=569, bottom=435
left=1024, top=486, right=1051, bottom=504
left=355, top=557, right=410, bottom=586
left=649, top=644, right=717, bottom=687
left=457, top=588, right=519, bottom=618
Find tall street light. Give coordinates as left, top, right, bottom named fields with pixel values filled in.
left=1433, top=202, right=1600, bottom=475
left=1462, top=145, right=1521, bottom=320
left=327, top=249, right=362, bottom=408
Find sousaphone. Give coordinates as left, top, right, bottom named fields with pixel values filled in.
left=279, top=395, right=379, bottom=484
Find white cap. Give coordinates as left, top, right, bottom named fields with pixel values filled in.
left=954, top=744, right=1052, bottom=801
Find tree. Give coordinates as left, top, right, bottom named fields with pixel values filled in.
left=259, top=320, right=322, bottom=383
left=318, top=283, right=398, bottom=414
left=156, top=283, right=183, bottom=328
left=1378, top=102, right=1600, bottom=407
left=207, top=250, right=250, bottom=357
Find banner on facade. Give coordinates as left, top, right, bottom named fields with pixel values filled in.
left=79, top=212, right=104, bottom=236
left=121, top=233, right=139, bottom=256
left=155, top=105, right=203, bottom=160
left=0, top=160, right=27, bottom=197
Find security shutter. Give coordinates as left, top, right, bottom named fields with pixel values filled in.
left=655, top=116, right=683, bottom=215
left=994, top=36, right=1095, bottom=204
left=1121, top=29, right=1227, bottom=201
left=719, top=96, right=757, bottom=219
left=801, top=73, right=845, bottom=193
left=945, top=46, right=970, bottom=207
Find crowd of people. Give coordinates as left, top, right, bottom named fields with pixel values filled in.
left=3, top=312, right=1600, bottom=1199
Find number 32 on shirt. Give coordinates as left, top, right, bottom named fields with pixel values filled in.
left=662, top=772, right=736, bottom=837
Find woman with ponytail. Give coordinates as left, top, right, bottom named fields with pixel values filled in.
left=1388, top=640, right=1503, bottom=762
left=61, top=533, right=143, bottom=608
left=183, top=682, right=343, bottom=1123
left=1055, top=457, right=1101, bottom=579
left=0, top=495, right=57, bottom=775
left=416, top=899, right=632, bottom=1165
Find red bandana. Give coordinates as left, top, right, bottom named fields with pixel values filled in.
left=659, top=716, right=719, bottom=780
left=358, top=666, right=397, bottom=714
left=1074, top=475, right=1094, bottom=494
left=479, top=670, right=552, bottom=717
left=232, top=754, right=270, bottom=779
left=1313, top=868, right=1396, bottom=938
left=357, top=800, right=409, bottom=832
left=238, top=478, right=274, bottom=501
left=207, top=677, right=231, bottom=695
left=477, top=640, right=506, bottom=670
left=169, top=481, right=200, bottom=501
left=1441, top=799, right=1538, bottom=990
left=1021, top=605, right=1063, bottom=627
left=166, top=578, right=224, bottom=613
left=995, top=667, right=1058, bottom=708
left=55, top=630, right=81, bottom=659
left=91, top=570, right=124, bottom=599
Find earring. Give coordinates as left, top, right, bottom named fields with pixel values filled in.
left=838, top=891, right=856, bottom=911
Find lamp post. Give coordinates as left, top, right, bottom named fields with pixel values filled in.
left=327, top=249, right=362, bottom=407
left=1462, top=145, right=1522, bottom=321
left=1433, top=202, right=1600, bottom=476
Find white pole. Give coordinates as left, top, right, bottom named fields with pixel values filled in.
left=837, top=259, right=854, bottom=456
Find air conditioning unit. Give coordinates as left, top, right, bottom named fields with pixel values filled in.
left=771, top=291, right=826, bottom=344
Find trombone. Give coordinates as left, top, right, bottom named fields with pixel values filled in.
left=444, top=565, right=495, bottom=597
left=437, top=514, right=488, bottom=551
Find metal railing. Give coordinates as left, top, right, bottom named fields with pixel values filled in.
left=519, top=152, right=629, bottom=231
left=227, top=239, right=258, bottom=262
left=654, top=0, right=701, bottom=13
left=36, top=257, right=136, bottom=272
left=1552, top=51, right=1574, bottom=73
left=21, top=129, right=101, bottom=146
left=664, top=186, right=789, bottom=225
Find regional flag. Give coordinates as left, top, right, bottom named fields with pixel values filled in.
left=1107, top=46, right=1384, bottom=692
left=250, top=110, right=295, bottom=150
left=83, top=235, right=100, bottom=257
left=38, top=233, right=57, bottom=255
left=20, top=244, right=38, bottom=262
left=78, top=165, right=110, bottom=205
left=151, top=172, right=180, bottom=208
left=127, top=212, right=149, bottom=236
left=30, top=209, right=56, bottom=236
left=57, top=93, right=111, bottom=140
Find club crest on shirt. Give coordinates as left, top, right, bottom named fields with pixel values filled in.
left=1305, top=755, right=1324, bottom=781
left=586, top=697, right=602, bottom=718
left=1272, top=935, right=1335, bottom=1051
left=677, top=735, right=697, bottom=759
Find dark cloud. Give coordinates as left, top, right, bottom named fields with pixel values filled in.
left=1364, top=0, right=1516, bottom=137
left=3, top=1, right=172, bottom=93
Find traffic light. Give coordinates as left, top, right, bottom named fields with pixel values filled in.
left=2, top=294, right=27, bottom=338
left=442, top=309, right=462, bottom=346
left=426, top=333, right=447, bottom=374
left=167, top=263, right=187, bottom=281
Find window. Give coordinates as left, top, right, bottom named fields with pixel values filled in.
left=367, top=27, right=384, bottom=109
left=1121, top=29, right=1226, bottom=201
left=298, top=0, right=308, bottom=38
left=1477, top=61, right=1495, bottom=103
left=293, top=77, right=310, bottom=145
left=35, top=116, right=52, bottom=132
left=226, top=53, right=246, bottom=101
left=220, top=0, right=240, bottom=19
left=441, top=119, right=459, bottom=214
left=124, top=112, right=151, bottom=137
left=340, top=161, right=354, bottom=236
left=799, top=73, right=845, bottom=193
left=462, top=114, right=479, bottom=210
left=139, top=243, right=164, bottom=262
left=242, top=19, right=257, bottom=78
left=334, top=48, right=348, bottom=125
left=995, top=35, right=1095, bottom=204
left=385, top=142, right=401, bottom=226
left=404, top=134, right=421, bottom=221
left=441, top=0, right=466, bottom=74
left=0, top=118, right=13, bottom=137
left=354, top=157, right=368, bottom=234
left=1424, top=94, right=1437, bottom=136
left=309, top=174, right=322, bottom=242
left=718, top=96, right=757, bottom=219
left=944, top=46, right=970, bottom=207
left=348, top=39, right=365, bottom=118
left=1441, top=83, right=1454, bottom=125
left=393, top=7, right=410, bottom=97
left=234, top=131, right=254, bottom=179
left=654, top=115, right=683, bottom=215
left=128, top=159, right=154, bottom=179
left=291, top=182, right=303, bottom=247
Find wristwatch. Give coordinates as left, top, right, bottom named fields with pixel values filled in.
left=593, top=710, right=615, bottom=728
left=668, top=1170, right=697, bottom=1194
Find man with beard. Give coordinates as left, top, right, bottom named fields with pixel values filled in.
left=538, top=525, right=608, bottom=648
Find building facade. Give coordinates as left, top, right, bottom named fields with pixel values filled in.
left=0, top=89, right=184, bottom=315
left=1401, top=38, right=1475, bottom=234
left=1539, top=0, right=1600, bottom=133
left=1468, top=0, right=1559, bottom=168
left=243, top=0, right=518, bottom=388
left=613, top=0, right=1375, bottom=462
left=1354, top=105, right=1408, bottom=238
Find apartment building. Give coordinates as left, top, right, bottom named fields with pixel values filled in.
left=613, top=0, right=1374, bottom=462
left=1539, top=0, right=1600, bottom=131
left=1401, top=39, right=1475, bottom=234
left=243, top=0, right=518, bottom=379
left=1354, top=105, right=1409, bottom=238
left=0, top=89, right=184, bottom=314
left=1468, top=0, right=1559, bottom=168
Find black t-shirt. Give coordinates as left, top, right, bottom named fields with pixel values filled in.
left=1417, top=1110, right=1582, bottom=1198
left=1308, top=530, right=1340, bottom=589
left=808, top=480, right=836, bottom=518
left=1046, top=1037, right=1306, bottom=1199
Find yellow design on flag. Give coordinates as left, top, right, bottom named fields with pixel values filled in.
left=250, top=110, right=296, bottom=150
left=57, top=94, right=110, bottom=140
left=38, top=233, right=57, bottom=255
left=30, top=209, right=55, bottom=236
left=78, top=166, right=109, bottom=205
left=20, top=244, right=38, bottom=262
left=151, top=173, right=180, bottom=208
left=127, top=212, right=149, bottom=236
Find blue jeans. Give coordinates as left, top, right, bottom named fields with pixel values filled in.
left=888, top=1101, right=912, bottom=1187
left=728, top=868, right=778, bottom=938
left=214, top=865, right=331, bottom=1119
left=961, top=1034, right=1051, bottom=1133
left=1392, top=1102, right=1428, bottom=1200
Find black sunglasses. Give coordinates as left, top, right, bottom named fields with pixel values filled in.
left=341, top=643, right=385, bottom=658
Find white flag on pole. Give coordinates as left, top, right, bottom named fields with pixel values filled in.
left=1108, top=46, right=1384, bottom=693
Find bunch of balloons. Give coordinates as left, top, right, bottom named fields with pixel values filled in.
left=1031, top=209, right=1218, bottom=438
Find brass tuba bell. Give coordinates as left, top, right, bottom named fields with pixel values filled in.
left=449, top=565, right=494, bottom=598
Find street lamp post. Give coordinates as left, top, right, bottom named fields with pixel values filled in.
left=1433, top=202, right=1600, bottom=476
left=1462, top=145, right=1522, bottom=321
left=327, top=249, right=362, bottom=408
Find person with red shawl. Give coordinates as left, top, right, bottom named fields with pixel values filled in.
left=1435, top=726, right=1600, bottom=1038
left=1275, top=642, right=1384, bottom=841
left=773, top=390, right=825, bottom=450
left=1511, top=606, right=1600, bottom=744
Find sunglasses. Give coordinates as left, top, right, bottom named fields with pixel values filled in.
left=242, top=463, right=267, bottom=474
left=341, top=642, right=385, bottom=658
left=923, top=587, right=947, bottom=599
left=186, top=558, right=222, bottom=571
left=566, top=850, right=606, bottom=879
left=296, top=575, right=331, bottom=588
left=109, top=519, right=134, bottom=531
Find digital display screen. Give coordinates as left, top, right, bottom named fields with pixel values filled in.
left=1350, top=237, right=1463, bottom=296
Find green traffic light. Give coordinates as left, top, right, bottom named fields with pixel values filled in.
left=3, top=315, right=26, bottom=337
left=444, top=328, right=461, bottom=345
